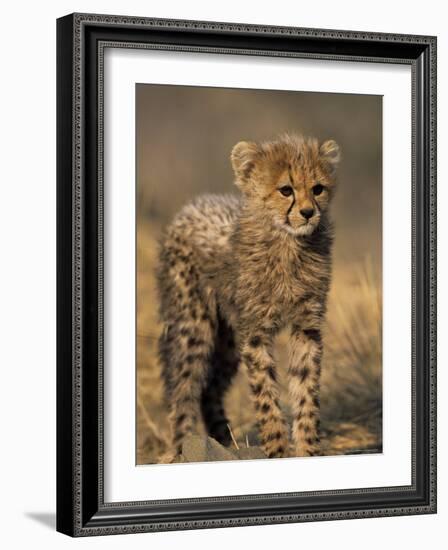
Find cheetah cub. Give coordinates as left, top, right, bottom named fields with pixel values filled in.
left=157, top=133, right=340, bottom=460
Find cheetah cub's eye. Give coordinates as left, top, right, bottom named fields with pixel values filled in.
left=312, top=183, right=324, bottom=196
left=279, top=185, right=293, bottom=197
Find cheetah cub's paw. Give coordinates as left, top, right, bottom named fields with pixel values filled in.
left=290, top=443, right=322, bottom=458
left=158, top=450, right=178, bottom=464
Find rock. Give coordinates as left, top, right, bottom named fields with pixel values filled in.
left=235, top=446, right=267, bottom=460
left=182, top=435, right=237, bottom=462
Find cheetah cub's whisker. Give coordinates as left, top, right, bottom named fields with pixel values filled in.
left=156, top=133, right=340, bottom=459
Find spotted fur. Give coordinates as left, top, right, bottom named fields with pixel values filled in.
left=156, top=134, right=340, bottom=459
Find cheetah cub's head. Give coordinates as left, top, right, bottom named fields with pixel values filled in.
left=231, top=133, right=340, bottom=237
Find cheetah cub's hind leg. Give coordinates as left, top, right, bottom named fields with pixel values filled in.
left=162, top=314, right=216, bottom=458
left=158, top=270, right=217, bottom=459
left=201, top=318, right=239, bottom=446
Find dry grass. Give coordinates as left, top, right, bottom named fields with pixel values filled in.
left=136, top=221, right=382, bottom=464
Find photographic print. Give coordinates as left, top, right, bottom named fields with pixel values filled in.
left=136, top=84, right=382, bottom=465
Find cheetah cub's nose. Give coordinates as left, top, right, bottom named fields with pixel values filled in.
left=300, top=208, right=314, bottom=220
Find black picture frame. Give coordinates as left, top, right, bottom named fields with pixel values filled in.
left=56, top=13, right=437, bottom=537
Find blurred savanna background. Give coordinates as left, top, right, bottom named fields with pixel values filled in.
left=136, top=84, right=382, bottom=465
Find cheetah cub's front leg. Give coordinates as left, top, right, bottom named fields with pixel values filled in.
left=288, top=324, right=323, bottom=456
left=241, top=331, right=289, bottom=458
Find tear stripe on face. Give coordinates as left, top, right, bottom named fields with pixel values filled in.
left=285, top=191, right=296, bottom=225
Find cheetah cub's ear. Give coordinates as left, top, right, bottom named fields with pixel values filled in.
left=230, top=141, right=261, bottom=193
left=319, top=140, right=341, bottom=175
